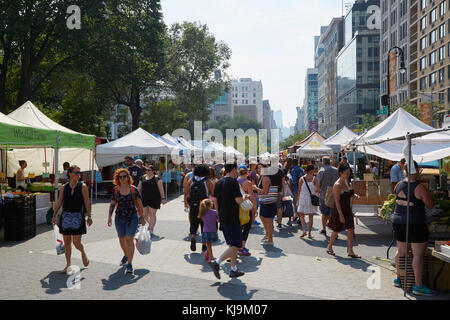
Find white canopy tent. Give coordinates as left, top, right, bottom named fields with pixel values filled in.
left=296, top=137, right=333, bottom=158
left=323, top=126, right=358, bottom=154
left=7, top=101, right=97, bottom=175
left=349, top=108, right=450, bottom=162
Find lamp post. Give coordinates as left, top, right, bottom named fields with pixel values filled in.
left=383, top=46, right=407, bottom=117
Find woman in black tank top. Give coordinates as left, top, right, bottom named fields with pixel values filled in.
left=138, top=165, right=166, bottom=238
left=52, top=165, right=92, bottom=274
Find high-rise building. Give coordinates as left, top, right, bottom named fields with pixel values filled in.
left=409, top=0, right=450, bottom=125
left=295, top=106, right=305, bottom=133
left=380, top=0, right=409, bottom=108
left=317, top=17, right=345, bottom=137
left=336, top=0, right=381, bottom=129
left=230, top=78, right=263, bottom=124
left=304, top=68, right=319, bottom=132
left=273, top=110, right=283, bottom=128
left=207, top=90, right=232, bottom=125
left=263, top=100, right=273, bottom=131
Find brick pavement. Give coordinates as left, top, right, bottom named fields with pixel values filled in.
left=0, top=194, right=449, bottom=300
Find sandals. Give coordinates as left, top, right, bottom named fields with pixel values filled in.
left=300, top=233, right=307, bottom=238
left=308, top=235, right=313, bottom=239
left=326, top=250, right=335, bottom=256
left=60, top=266, right=70, bottom=274
left=348, top=254, right=361, bottom=259
left=82, top=254, right=90, bottom=267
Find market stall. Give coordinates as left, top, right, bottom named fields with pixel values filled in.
left=296, top=137, right=333, bottom=158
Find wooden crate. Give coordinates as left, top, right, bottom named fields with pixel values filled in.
left=424, top=249, right=450, bottom=291
left=367, top=196, right=383, bottom=205
left=380, top=179, right=391, bottom=197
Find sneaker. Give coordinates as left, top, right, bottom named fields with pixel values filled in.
left=253, top=221, right=261, bottom=226
left=412, top=285, right=435, bottom=296
left=229, top=269, right=245, bottom=278
left=243, top=247, right=251, bottom=256
left=208, top=260, right=221, bottom=279
left=190, top=238, right=196, bottom=251
left=204, top=251, right=209, bottom=261
left=125, top=264, right=133, bottom=274
left=238, top=248, right=251, bottom=256
left=393, top=278, right=401, bottom=288
left=120, top=256, right=128, bottom=266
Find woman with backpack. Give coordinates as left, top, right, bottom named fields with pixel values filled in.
left=108, top=168, right=145, bottom=275
left=52, top=165, right=92, bottom=274
left=184, top=164, right=214, bottom=252
left=138, top=165, right=166, bottom=239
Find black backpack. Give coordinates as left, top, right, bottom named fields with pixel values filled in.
left=187, top=178, right=208, bottom=207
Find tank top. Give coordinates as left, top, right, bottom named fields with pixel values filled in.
left=393, top=181, right=426, bottom=225
left=141, top=175, right=161, bottom=202
left=16, top=169, right=26, bottom=189
left=63, top=182, right=84, bottom=212
left=237, top=177, right=249, bottom=194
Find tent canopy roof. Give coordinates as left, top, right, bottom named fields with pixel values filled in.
left=324, top=126, right=358, bottom=146
left=297, top=137, right=333, bottom=158
left=288, top=131, right=326, bottom=152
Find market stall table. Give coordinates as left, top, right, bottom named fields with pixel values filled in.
left=431, top=249, right=450, bottom=290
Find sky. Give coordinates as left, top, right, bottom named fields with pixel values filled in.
left=162, top=0, right=344, bottom=127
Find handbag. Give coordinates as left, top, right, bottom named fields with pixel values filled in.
left=239, top=207, right=250, bottom=225
left=239, top=186, right=253, bottom=212
left=61, top=211, right=82, bottom=230
left=303, top=177, right=320, bottom=207
left=282, top=200, right=294, bottom=217
left=325, top=186, right=335, bottom=208
left=258, top=178, right=278, bottom=204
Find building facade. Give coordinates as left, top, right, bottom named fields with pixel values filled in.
left=273, top=110, right=283, bottom=128
left=409, top=0, right=450, bottom=125
left=294, top=106, right=305, bottom=133
left=263, top=100, right=273, bottom=131
left=304, top=68, right=319, bottom=132
left=317, top=17, right=345, bottom=137
left=207, top=90, right=232, bottom=125
left=230, top=78, right=263, bottom=124
left=336, top=0, right=381, bottom=128
left=380, top=0, right=410, bottom=107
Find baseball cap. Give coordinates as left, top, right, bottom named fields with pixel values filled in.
left=238, top=164, right=248, bottom=171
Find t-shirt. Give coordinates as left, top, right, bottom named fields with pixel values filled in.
left=214, top=177, right=242, bottom=227
left=290, top=165, right=305, bottom=194
left=112, top=186, right=141, bottom=220
left=62, top=170, right=68, bottom=180
left=269, top=168, right=284, bottom=190
left=390, top=163, right=405, bottom=183
left=317, top=165, right=339, bottom=199
left=128, top=165, right=143, bottom=186
left=202, top=209, right=218, bottom=233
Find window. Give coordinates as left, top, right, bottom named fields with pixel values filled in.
left=430, top=8, right=437, bottom=24
left=430, top=50, right=437, bottom=65
left=440, top=45, right=446, bottom=60
left=440, top=1, right=447, bottom=16
left=421, top=0, right=426, bottom=11
left=430, top=72, right=437, bottom=86
left=253, top=100, right=256, bottom=104
left=391, top=31, right=397, bottom=47
left=440, top=23, right=446, bottom=38
left=420, top=76, right=427, bottom=90
left=439, top=92, right=444, bottom=104
left=391, top=10, right=397, bottom=26
left=439, top=68, right=445, bottom=82
left=420, top=57, right=427, bottom=70
left=421, top=16, right=427, bottom=30
left=421, top=36, right=427, bottom=50
left=368, top=47, right=373, bottom=57
left=253, top=93, right=256, bottom=97
left=430, top=29, right=437, bottom=44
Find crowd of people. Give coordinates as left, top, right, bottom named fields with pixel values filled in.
left=50, top=154, right=436, bottom=296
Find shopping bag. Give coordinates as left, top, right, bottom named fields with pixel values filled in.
left=282, top=200, right=294, bottom=218
left=135, top=226, right=151, bottom=255
left=53, top=225, right=65, bottom=255
left=239, top=207, right=250, bottom=225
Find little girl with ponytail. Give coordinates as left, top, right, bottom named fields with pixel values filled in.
left=198, top=199, right=219, bottom=262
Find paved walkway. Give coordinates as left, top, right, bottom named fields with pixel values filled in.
left=0, top=194, right=448, bottom=300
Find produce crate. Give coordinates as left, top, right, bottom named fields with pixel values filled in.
left=4, top=195, right=36, bottom=241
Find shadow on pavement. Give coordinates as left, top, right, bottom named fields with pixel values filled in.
left=184, top=253, right=213, bottom=272
left=333, top=255, right=373, bottom=271
left=261, top=245, right=287, bottom=258
left=150, top=235, right=165, bottom=242
left=40, top=270, right=86, bottom=295
left=211, top=279, right=258, bottom=300
left=101, top=266, right=149, bottom=291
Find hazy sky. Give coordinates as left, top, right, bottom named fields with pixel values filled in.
left=162, top=0, right=344, bottom=127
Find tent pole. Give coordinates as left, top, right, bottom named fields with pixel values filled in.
left=404, top=134, right=412, bottom=297
left=165, top=154, right=168, bottom=199
left=90, top=149, right=94, bottom=204
left=54, top=144, right=60, bottom=204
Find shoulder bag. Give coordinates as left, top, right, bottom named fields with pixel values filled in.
left=304, top=177, right=320, bottom=207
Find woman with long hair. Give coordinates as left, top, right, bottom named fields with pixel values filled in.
left=258, top=164, right=278, bottom=246
left=237, top=165, right=257, bottom=256
left=108, top=168, right=145, bottom=275
left=198, top=198, right=219, bottom=262
left=52, top=165, right=92, bottom=274
left=138, top=165, right=166, bottom=239
left=16, top=160, right=28, bottom=191
left=326, top=164, right=361, bottom=258
left=297, top=165, right=320, bottom=239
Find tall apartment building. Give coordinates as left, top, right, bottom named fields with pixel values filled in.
left=294, top=106, right=305, bottom=133
left=336, top=0, right=381, bottom=128
left=263, top=100, right=273, bottom=131
left=409, top=0, right=450, bottom=124
left=304, top=68, right=319, bottom=132
left=230, top=78, right=263, bottom=124
left=380, top=0, right=410, bottom=107
left=317, top=17, right=345, bottom=137
left=273, top=110, right=283, bottom=128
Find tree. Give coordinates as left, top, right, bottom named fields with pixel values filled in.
left=280, top=130, right=310, bottom=150
left=86, top=0, right=166, bottom=130
left=354, top=114, right=380, bottom=134
left=165, top=22, right=231, bottom=128
left=208, top=115, right=262, bottom=137
left=141, top=99, right=188, bottom=135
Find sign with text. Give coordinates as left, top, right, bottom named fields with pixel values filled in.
left=389, top=51, right=397, bottom=93
left=420, top=102, right=432, bottom=125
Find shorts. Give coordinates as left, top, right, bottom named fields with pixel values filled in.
left=115, top=213, right=139, bottom=238
left=276, top=192, right=283, bottom=209
left=221, top=225, right=243, bottom=248
left=202, top=231, right=219, bottom=243
left=319, top=199, right=332, bottom=216
left=260, top=203, right=277, bottom=218
left=393, top=223, right=429, bottom=243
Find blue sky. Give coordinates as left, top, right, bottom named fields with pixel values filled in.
left=162, top=0, right=344, bottom=127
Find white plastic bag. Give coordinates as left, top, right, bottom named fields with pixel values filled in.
left=135, top=225, right=151, bottom=255
left=53, top=225, right=65, bottom=255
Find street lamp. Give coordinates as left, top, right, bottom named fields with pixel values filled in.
left=381, top=46, right=407, bottom=117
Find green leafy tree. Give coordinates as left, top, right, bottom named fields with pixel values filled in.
left=141, top=99, right=189, bottom=134
left=208, top=115, right=262, bottom=136
left=354, top=114, right=380, bottom=134
left=280, top=130, right=310, bottom=150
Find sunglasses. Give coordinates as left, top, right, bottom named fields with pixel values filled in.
left=118, top=175, right=128, bottom=179
left=73, top=171, right=81, bottom=175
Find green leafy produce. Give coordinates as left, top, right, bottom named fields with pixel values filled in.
left=379, top=194, right=396, bottom=221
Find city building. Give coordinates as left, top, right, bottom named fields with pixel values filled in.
left=380, top=0, right=410, bottom=108
left=409, top=0, right=450, bottom=125
left=317, top=17, right=345, bottom=137
left=336, top=0, right=381, bottom=129
left=207, top=90, right=232, bottom=125
left=304, top=68, right=319, bottom=132
left=230, top=78, right=263, bottom=124
left=273, top=110, right=283, bottom=128
left=294, top=106, right=305, bottom=133
left=263, top=100, right=273, bottom=131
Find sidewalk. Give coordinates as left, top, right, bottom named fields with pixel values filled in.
left=0, top=195, right=448, bottom=300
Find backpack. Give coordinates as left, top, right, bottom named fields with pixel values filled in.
left=187, top=178, right=208, bottom=207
